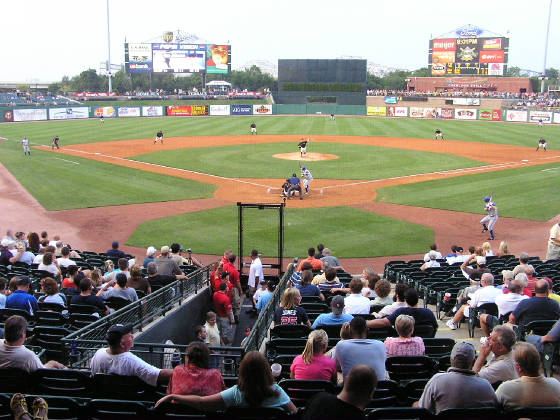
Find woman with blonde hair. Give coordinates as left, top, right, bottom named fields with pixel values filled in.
left=290, top=329, right=336, bottom=381
left=481, top=242, right=494, bottom=257
left=104, top=260, right=115, bottom=276
left=273, top=287, right=311, bottom=328
left=89, top=269, right=103, bottom=289
left=496, top=241, right=509, bottom=257
left=384, top=314, right=425, bottom=357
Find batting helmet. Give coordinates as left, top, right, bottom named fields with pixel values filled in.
left=302, top=166, right=306, bottom=170
left=484, top=196, right=490, bottom=202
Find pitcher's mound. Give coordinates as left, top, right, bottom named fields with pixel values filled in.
left=273, top=152, right=338, bottom=161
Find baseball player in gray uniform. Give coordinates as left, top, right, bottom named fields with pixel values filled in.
left=480, top=196, right=498, bottom=240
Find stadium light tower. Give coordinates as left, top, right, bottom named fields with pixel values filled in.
left=106, top=0, right=112, bottom=93
left=542, top=0, right=552, bottom=93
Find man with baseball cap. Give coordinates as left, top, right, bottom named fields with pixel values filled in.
left=415, top=341, right=497, bottom=414
left=312, top=296, right=353, bottom=329
left=90, top=323, right=172, bottom=386
left=155, top=246, right=183, bottom=278
left=142, top=246, right=156, bottom=268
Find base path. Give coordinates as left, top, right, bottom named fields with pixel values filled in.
left=5, top=135, right=558, bottom=273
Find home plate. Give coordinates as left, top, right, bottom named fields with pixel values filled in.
left=95, top=152, right=101, bottom=155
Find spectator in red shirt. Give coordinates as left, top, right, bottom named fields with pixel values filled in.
left=167, top=342, right=225, bottom=397
left=223, top=254, right=242, bottom=323
left=524, top=267, right=537, bottom=293
left=297, top=248, right=323, bottom=272
left=213, top=283, right=234, bottom=345
left=210, top=261, right=224, bottom=292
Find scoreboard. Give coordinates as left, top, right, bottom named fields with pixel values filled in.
left=429, top=37, right=508, bottom=76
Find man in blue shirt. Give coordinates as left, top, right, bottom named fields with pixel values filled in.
left=312, top=296, right=353, bottom=329
left=6, top=276, right=39, bottom=316
left=287, top=173, right=303, bottom=200
left=256, top=281, right=275, bottom=313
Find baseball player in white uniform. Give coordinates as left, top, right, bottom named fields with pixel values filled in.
left=21, top=137, right=31, bottom=156
left=536, top=138, right=547, bottom=151
left=480, top=196, right=498, bottom=240
left=298, top=138, right=309, bottom=157
left=434, top=129, right=444, bottom=140
left=301, top=166, right=313, bottom=195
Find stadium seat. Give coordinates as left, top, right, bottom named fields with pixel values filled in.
left=270, top=324, right=311, bottom=338
left=31, top=368, right=91, bottom=397
left=36, top=310, right=68, bottom=327
left=467, top=303, right=498, bottom=338
left=0, top=368, right=31, bottom=393
left=521, top=319, right=558, bottom=339
left=38, top=302, right=66, bottom=312
left=436, top=407, right=503, bottom=419
left=104, top=296, right=132, bottom=311
left=422, top=338, right=455, bottom=371
left=365, top=379, right=400, bottom=408
left=29, top=394, right=84, bottom=420
left=315, top=323, right=343, bottom=339
left=91, top=373, right=157, bottom=401
left=0, top=394, right=12, bottom=420
left=367, top=407, right=432, bottom=419
left=367, top=326, right=396, bottom=341
left=507, top=406, right=560, bottom=420
left=153, top=400, right=208, bottom=419
left=412, top=324, right=436, bottom=338
left=222, top=406, right=292, bottom=419
left=266, top=337, right=307, bottom=360
left=32, top=326, right=71, bottom=363
left=69, top=304, right=100, bottom=315
left=87, top=399, right=150, bottom=420
left=279, top=379, right=336, bottom=409
left=385, top=356, right=438, bottom=382
left=401, top=378, right=429, bottom=406
left=273, top=355, right=296, bottom=379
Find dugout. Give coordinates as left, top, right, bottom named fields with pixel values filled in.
left=275, top=59, right=367, bottom=105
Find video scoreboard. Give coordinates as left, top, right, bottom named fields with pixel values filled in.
left=429, top=37, right=508, bottom=76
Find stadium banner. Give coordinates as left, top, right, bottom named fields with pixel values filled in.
left=454, top=108, right=477, bottom=120
left=432, top=51, right=455, bottom=65
left=92, top=107, right=117, bottom=118
left=384, top=96, right=397, bottom=104
left=117, top=107, right=141, bottom=117
left=506, top=109, right=528, bottom=122
left=127, top=43, right=153, bottom=73
left=13, top=108, right=47, bottom=122
left=478, top=109, right=493, bottom=121
left=529, top=111, right=553, bottom=124
left=492, top=110, right=502, bottom=121
left=366, top=106, right=386, bottom=116
left=479, top=51, right=504, bottom=63
left=209, top=105, right=230, bottom=116
left=432, top=39, right=456, bottom=51
left=231, top=105, right=253, bottom=115
left=166, top=105, right=209, bottom=116
left=206, top=45, right=230, bottom=74
left=48, top=107, right=89, bottom=120
left=409, top=107, right=441, bottom=118
left=3, top=110, right=13, bottom=122
left=452, top=98, right=480, bottom=106
left=142, top=106, right=164, bottom=117
left=253, top=104, right=273, bottom=115
left=387, top=106, right=407, bottom=117
left=441, top=108, right=454, bottom=119
left=554, top=112, right=560, bottom=124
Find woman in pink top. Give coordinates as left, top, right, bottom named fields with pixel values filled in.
left=290, top=329, right=336, bottom=382
left=384, top=315, right=425, bottom=357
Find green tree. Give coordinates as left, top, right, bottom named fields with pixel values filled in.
left=381, top=70, right=411, bottom=90
left=411, top=67, right=429, bottom=77
left=366, top=73, right=383, bottom=90
left=230, top=66, right=275, bottom=91
left=506, top=66, right=522, bottom=77
left=70, top=69, right=105, bottom=92
left=111, top=68, right=132, bottom=94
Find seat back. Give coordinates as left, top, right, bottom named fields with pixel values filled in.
left=366, top=379, right=400, bottom=408
left=401, top=378, right=429, bottom=406
left=31, top=368, right=91, bottom=396
left=222, top=407, right=290, bottom=420
left=367, top=407, right=432, bottom=419
left=508, top=406, right=560, bottom=420
left=279, top=379, right=335, bottom=409
left=270, top=324, right=311, bottom=338
left=266, top=337, right=307, bottom=359
left=90, top=373, right=156, bottom=400
left=412, top=324, right=436, bottom=338
left=0, top=368, right=30, bottom=393
left=87, top=399, right=149, bottom=420
left=105, top=296, right=132, bottom=311
left=436, top=407, right=502, bottom=419
left=367, top=326, right=396, bottom=341
left=69, top=304, right=100, bottom=314
left=153, top=400, right=208, bottom=419
left=316, top=323, right=343, bottom=339
left=385, top=356, right=438, bottom=382
left=0, top=308, right=32, bottom=322
left=38, top=302, right=66, bottom=312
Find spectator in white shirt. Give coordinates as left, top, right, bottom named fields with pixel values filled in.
left=344, top=278, right=371, bottom=315
left=423, top=244, right=442, bottom=262
left=421, top=251, right=441, bottom=271
left=57, top=247, right=77, bottom=268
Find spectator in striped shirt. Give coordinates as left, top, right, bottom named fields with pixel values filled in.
left=384, top=315, right=425, bottom=357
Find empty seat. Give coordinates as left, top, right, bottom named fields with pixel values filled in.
left=87, top=399, right=150, bottom=420
left=385, top=356, right=438, bottom=382
left=278, top=379, right=335, bottom=409
left=31, top=368, right=91, bottom=397
left=270, top=324, right=311, bottom=338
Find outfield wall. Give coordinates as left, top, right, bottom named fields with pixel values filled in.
left=2, top=104, right=559, bottom=124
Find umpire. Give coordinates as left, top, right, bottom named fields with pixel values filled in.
left=287, top=173, right=303, bottom=200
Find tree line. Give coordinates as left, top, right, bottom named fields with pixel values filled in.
left=46, top=65, right=558, bottom=95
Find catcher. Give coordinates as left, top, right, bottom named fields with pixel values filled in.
left=298, top=138, right=309, bottom=157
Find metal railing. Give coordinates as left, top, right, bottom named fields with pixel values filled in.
left=61, top=261, right=217, bottom=368
left=243, top=263, right=294, bottom=351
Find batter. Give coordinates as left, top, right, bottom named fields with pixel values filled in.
left=480, top=196, right=498, bottom=241
left=301, top=166, right=313, bottom=195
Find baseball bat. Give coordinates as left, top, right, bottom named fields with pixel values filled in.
left=489, top=191, right=494, bottom=202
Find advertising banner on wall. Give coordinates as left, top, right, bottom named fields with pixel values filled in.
left=529, top=111, right=553, bottom=123
left=48, top=107, right=89, bottom=120
left=454, top=108, right=477, bottom=120
left=142, top=106, right=164, bottom=117
left=253, top=104, right=272, bottom=115
left=384, top=96, right=397, bottom=104
left=126, top=43, right=153, bottom=73
left=3, top=110, right=13, bottom=122
left=506, top=110, right=528, bottom=122
left=209, top=105, right=230, bottom=116
left=166, top=105, right=209, bottom=116
left=441, top=108, right=454, bottom=119
left=117, top=107, right=141, bottom=117
left=452, top=98, right=480, bottom=106
left=409, top=107, right=441, bottom=118
left=554, top=113, right=560, bottom=124
left=92, top=107, right=117, bottom=118
left=231, top=105, right=253, bottom=115
left=387, top=106, right=407, bottom=117
left=13, top=109, right=48, bottom=122
left=478, top=109, right=493, bottom=120
left=366, top=106, right=386, bottom=116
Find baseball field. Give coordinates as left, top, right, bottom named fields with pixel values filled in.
left=1, top=115, right=559, bottom=264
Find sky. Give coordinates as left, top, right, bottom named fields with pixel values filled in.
left=1, top=0, right=558, bottom=82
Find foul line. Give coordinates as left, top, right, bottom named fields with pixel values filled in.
left=54, top=157, right=80, bottom=165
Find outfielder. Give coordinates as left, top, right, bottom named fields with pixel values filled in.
left=480, top=196, right=498, bottom=241
left=301, top=166, right=313, bottom=195
left=536, top=138, right=547, bottom=151
left=298, top=138, right=309, bottom=157
left=154, top=130, right=163, bottom=144
left=51, top=135, right=60, bottom=150
left=21, top=137, right=31, bottom=156
left=250, top=122, right=257, bottom=135
left=434, top=129, right=444, bottom=140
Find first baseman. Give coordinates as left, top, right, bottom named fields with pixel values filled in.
left=480, top=196, right=498, bottom=240
left=51, top=135, right=60, bottom=149
left=301, top=166, right=313, bottom=195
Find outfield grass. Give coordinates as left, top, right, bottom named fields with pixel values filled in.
left=132, top=142, right=485, bottom=180
left=127, top=206, right=434, bottom=258
left=376, top=162, right=560, bottom=221
left=0, top=143, right=215, bottom=210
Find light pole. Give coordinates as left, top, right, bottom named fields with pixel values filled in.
left=106, top=0, right=112, bottom=93
left=542, top=0, right=552, bottom=93
left=538, top=75, right=549, bottom=93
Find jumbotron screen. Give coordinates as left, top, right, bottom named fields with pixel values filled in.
left=428, top=37, right=509, bottom=76
left=125, top=43, right=231, bottom=74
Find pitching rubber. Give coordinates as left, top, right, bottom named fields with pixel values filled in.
left=267, top=188, right=271, bottom=194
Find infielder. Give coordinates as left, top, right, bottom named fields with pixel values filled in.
left=154, top=130, right=164, bottom=144
left=21, top=137, right=31, bottom=156
left=250, top=122, right=257, bottom=135
left=301, top=165, right=313, bottom=195
left=536, top=138, right=547, bottom=152
left=298, top=138, right=309, bottom=157
left=480, top=196, right=498, bottom=241
left=434, top=129, right=444, bottom=140
left=51, top=135, right=60, bottom=150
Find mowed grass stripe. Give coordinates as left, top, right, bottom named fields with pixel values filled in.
left=127, top=206, right=434, bottom=258
left=131, top=142, right=486, bottom=180
left=1, top=116, right=558, bottom=147
left=0, top=142, right=215, bottom=210
left=376, top=161, right=560, bottom=221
